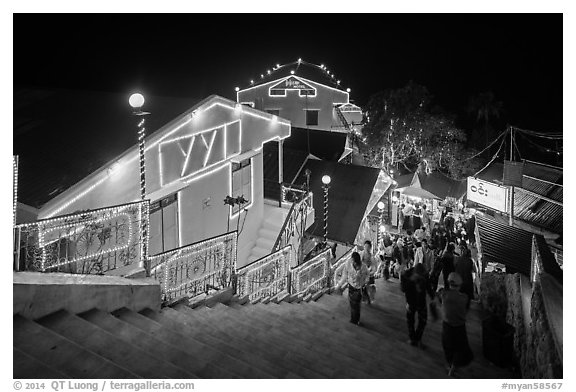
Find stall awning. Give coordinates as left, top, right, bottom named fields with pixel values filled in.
left=397, top=186, right=441, bottom=200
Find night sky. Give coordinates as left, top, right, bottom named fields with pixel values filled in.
left=14, top=14, right=562, bottom=134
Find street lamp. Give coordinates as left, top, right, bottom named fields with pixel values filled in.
left=129, top=92, right=150, bottom=276
left=377, top=201, right=385, bottom=247
left=321, top=175, right=331, bottom=245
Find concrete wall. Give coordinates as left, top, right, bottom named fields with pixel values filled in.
left=238, top=76, right=350, bottom=131
left=14, top=272, right=161, bottom=320
left=480, top=272, right=563, bottom=378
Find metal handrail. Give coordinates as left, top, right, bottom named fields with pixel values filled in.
left=272, top=186, right=313, bottom=253
left=272, top=200, right=298, bottom=252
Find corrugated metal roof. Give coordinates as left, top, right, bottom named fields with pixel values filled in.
left=476, top=215, right=533, bottom=276
left=476, top=160, right=562, bottom=234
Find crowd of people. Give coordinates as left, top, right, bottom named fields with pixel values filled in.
left=335, top=214, right=479, bottom=377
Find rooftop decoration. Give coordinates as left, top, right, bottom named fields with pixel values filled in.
left=236, top=58, right=350, bottom=93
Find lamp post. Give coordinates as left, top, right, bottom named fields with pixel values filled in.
left=129, top=93, right=151, bottom=276
left=377, top=201, right=385, bottom=247
left=321, top=175, right=331, bottom=246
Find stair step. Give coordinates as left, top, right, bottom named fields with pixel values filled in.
left=140, top=308, right=279, bottom=378
left=13, top=347, right=68, bottom=379
left=171, top=306, right=327, bottom=377
left=79, top=309, right=226, bottom=378
left=147, top=308, right=287, bottom=378
left=113, top=308, right=246, bottom=378
left=13, top=315, right=136, bottom=379
left=36, top=310, right=195, bottom=379
left=257, top=227, right=278, bottom=239
left=255, top=237, right=275, bottom=250
left=177, top=304, right=375, bottom=378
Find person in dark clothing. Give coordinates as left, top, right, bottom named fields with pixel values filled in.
left=466, top=215, right=476, bottom=247
left=438, top=272, right=473, bottom=377
left=454, top=247, right=477, bottom=308
left=401, top=263, right=434, bottom=347
left=444, top=214, right=455, bottom=234
left=440, top=243, right=456, bottom=289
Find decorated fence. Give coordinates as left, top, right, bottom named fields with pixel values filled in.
left=273, top=187, right=313, bottom=253
left=149, top=231, right=237, bottom=302
left=330, top=247, right=355, bottom=287
left=236, top=245, right=292, bottom=302
left=290, top=248, right=332, bottom=295
left=14, top=200, right=150, bottom=275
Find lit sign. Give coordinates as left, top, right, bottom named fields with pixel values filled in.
left=270, top=76, right=316, bottom=97
left=467, top=177, right=509, bottom=213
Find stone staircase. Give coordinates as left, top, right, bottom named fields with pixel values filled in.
left=246, top=205, right=286, bottom=264
left=13, top=277, right=517, bottom=379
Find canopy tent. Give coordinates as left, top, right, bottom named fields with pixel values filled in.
left=396, top=185, right=442, bottom=200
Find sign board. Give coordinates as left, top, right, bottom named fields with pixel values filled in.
left=467, top=177, right=509, bottom=213
left=503, top=160, right=524, bottom=187
left=270, top=77, right=316, bottom=96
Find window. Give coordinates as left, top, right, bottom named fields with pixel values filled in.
left=149, top=193, right=179, bottom=256
left=231, top=158, right=252, bottom=216
left=305, top=110, right=319, bottom=126
left=299, top=89, right=316, bottom=97
left=266, top=109, right=280, bottom=116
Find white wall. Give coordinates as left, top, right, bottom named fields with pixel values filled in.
left=38, top=96, right=287, bottom=265
left=238, top=76, right=350, bottom=131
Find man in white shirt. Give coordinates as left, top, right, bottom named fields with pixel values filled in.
left=414, top=238, right=436, bottom=274
left=335, top=252, right=369, bottom=325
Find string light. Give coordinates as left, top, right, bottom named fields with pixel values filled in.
left=291, top=249, right=331, bottom=294
left=235, top=87, right=240, bottom=92
left=13, top=201, right=146, bottom=271
left=13, top=155, right=18, bottom=226
left=237, top=59, right=348, bottom=92
left=149, top=231, right=237, bottom=300
left=236, top=245, right=292, bottom=300
left=45, top=97, right=288, bottom=219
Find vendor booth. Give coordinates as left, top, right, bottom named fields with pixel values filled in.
left=388, top=171, right=467, bottom=231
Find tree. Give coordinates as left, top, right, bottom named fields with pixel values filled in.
left=466, top=91, right=504, bottom=148
left=360, top=81, right=482, bottom=179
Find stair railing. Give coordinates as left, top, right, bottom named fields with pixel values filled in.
left=13, top=200, right=150, bottom=275
left=290, top=248, right=332, bottom=296
left=235, top=245, right=292, bottom=302
left=272, top=188, right=313, bottom=252
left=272, top=185, right=313, bottom=253
left=335, top=105, right=358, bottom=154
left=329, top=247, right=355, bottom=288
left=149, top=231, right=238, bottom=303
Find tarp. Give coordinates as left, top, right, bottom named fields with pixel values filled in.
left=397, top=186, right=442, bottom=200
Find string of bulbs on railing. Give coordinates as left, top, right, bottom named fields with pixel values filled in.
left=234, top=58, right=351, bottom=93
